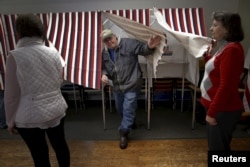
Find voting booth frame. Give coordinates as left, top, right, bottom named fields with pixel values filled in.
left=0, top=7, right=206, bottom=129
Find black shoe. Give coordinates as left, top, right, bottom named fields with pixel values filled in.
left=119, top=130, right=129, bottom=149
left=120, top=135, right=128, bottom=149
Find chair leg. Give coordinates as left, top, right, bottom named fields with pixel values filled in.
left=191, top=88, right=197, bottom=129
left=101, top=84, right=106, bottom=130
left=108, top=86, right=112, bottom=113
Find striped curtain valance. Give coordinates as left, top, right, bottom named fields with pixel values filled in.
left=159, top=8, right=206, bottom=36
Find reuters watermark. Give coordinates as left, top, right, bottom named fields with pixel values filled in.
left=208, top=151, right=250, bottom=167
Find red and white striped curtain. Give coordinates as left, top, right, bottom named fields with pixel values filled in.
left=0, top=42, right=5, bottom=90
left=0, top=16, right=9, bottom=90
left=159, top=8, right=206, bottom=36
left=0, top=8, right=206, bottom=90
left=45, top=12, right=103, bottom=89
left=0, top=12, right=103, bottom=89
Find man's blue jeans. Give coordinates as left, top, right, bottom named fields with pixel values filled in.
left=113, top=89, right=140, bottom=132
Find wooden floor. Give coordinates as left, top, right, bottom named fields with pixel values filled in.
left=0, top=138, right=250, bottom=167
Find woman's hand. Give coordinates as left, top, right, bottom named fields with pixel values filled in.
left=207, top=39, right=217, bottom=54
left=203, top=39, right=216, bottom=58
left=206, top=115, right=217, bottom=125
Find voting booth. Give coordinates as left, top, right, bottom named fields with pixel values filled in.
left=0, top=7, right=210, bottom=129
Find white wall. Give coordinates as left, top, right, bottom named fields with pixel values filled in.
left=0, top=0, right=239, bottom=13
left=0, top=0, right=249, bottom=51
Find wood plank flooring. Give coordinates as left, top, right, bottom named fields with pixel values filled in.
left=0, top=138, right=250, bottom=167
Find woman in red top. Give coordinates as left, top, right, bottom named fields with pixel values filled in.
left=200, top=11, right=244, bottom=151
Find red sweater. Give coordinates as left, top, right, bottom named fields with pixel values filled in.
left=200, top=42, right=244, bottom=118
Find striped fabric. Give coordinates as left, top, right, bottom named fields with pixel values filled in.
left=0, top=16, right=8, bottom=90
left=45, top=12, right=103, bottom=89
left=0, top=15, right=20, bottom=90
left=0, top=42, right=5, bottom=90
left=0, top=12, right=103, bottom=89
left=0, top=8, right=206, bottom=90
left=159, top=8, right=206, bottom=36
left=0, top=15, right=17, bottom=51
